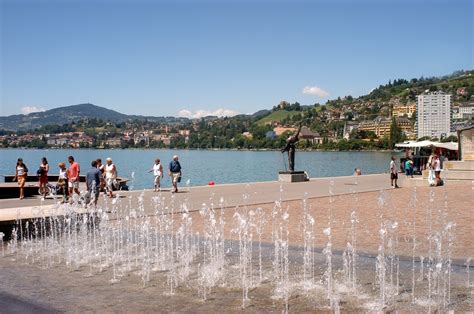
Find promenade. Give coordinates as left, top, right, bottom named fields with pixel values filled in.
left=0, top=173, right=472, bottom=312
left=1, top=174, right=472, bottom=261
left=1, top=173, right=390, bottom=221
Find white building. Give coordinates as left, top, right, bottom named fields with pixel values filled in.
left=417, top=91, right=451, bottom=139
left=458, top=102, right=474, bottom=118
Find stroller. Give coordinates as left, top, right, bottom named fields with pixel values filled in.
left=38, top=183, right=61, bottom=198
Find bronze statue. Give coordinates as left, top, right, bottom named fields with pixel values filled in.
left=281, top=123, right=303, bottom=172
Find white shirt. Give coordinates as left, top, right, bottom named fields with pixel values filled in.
left=105, top=163, right=116, bottom=179
left=434, top=159, right=441, bottom=171
left=59, top=168, right=67, bottom=180
left=390, top=160, right=396, bottom=174
left=17, top=165, right=26, bottom=176
left=153, top=163, right=162, bottom=176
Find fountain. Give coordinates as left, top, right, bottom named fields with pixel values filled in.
left=0, top=180, right=470, bottom=312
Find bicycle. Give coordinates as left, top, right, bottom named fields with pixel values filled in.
left=38, top=183, right=59, bottom=198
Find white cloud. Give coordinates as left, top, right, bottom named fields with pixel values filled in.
left=302, top=86, right=330, bottom=97
left=21, top=106, right=46, bottom=114
left=178, top=108, right=240, bottom=119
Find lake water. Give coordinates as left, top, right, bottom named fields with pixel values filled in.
left=0, top=149, right=400, bottom=190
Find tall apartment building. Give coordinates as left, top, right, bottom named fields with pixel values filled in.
left=416, top=91, right=451, bottom=139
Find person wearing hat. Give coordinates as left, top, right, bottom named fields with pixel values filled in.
left=104, top=157, right=117, bottom=198
left=57, top=162, right=69, bottom=203
left=168, top=155, right=182, bottom=193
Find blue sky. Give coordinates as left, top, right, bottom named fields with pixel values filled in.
left=1, top=0, right=472, bottom=118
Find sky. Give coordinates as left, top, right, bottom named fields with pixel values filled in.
left=0, top=0, right=472, bottom=118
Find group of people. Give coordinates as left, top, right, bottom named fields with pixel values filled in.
left=13, top=154, right=183, bottom=203
left=427, top=152, right=443, bottom=186
left=14, top=156, right=118, bottom=203
left=389, top=151, right=444, bottom=189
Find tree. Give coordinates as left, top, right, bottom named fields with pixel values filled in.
left=389, top=118, right=403, bottom=148
left=441, top=135, right=458, bottom=143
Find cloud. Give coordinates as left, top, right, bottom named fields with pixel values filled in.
left=178, top=108, right=240, bottom=119
left=21, top=106, right=46, bottom=114
left=302, top=86, right=330, bottom=97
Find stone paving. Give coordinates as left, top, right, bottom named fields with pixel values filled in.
left=0, top=175, right=472, bottom=312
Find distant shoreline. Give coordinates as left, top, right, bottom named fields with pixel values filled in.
left=0, top=147, right=400, bottom=153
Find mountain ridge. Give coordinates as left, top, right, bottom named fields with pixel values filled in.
left=0, top=103, right=190, bottom=131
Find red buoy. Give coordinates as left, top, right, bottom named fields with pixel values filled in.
left=208, top=181, right=215, bottom=186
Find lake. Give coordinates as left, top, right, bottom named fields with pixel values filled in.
left=0, top=149, right=401, bottom=190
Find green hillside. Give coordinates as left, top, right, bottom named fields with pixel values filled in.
left=256, top=110, right=301, bottom=125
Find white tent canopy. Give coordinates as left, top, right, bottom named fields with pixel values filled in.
left=395, top=140, right=458, bottom=151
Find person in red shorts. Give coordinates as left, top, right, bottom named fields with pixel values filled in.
left=38, top=157, right=49, bottom=200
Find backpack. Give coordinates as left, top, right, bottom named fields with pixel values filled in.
left=36, top=167, right=45, bottom=176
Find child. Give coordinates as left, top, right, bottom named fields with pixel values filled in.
left=57, top=162, right=69, bottom=203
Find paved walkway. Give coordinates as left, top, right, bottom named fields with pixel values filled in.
left=0, top=174, right=390, bottom=221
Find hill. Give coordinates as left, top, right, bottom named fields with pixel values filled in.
left=0, top=103, right=189, bottom=131
left=256, top=110, right=301, bottom=125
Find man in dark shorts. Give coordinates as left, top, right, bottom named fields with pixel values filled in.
left=168, top=155, right=182, bottom=193
left=86, top=160, right=102, bottom=205
left=390, top=156, right=399, bottom=188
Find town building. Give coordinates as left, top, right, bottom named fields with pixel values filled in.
left=273, top=126, right=296, bottom=136
left=453, top=102, right=474, bottom=120
left=416, top=91, right=451, bottom=139
left=392, top=102, right=416, bottom=118
left=343, top=122, right=359, bottom=140
left=298, top=126, right=323, bottom=145
left=358, top=117, right=414, bottom=139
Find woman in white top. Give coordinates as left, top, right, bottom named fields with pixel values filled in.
left=14, top=158, right=28, bottom=199
left=433, top=155, right=442, bottom=186
left=149, top=158, right=163, bottom=191
left=427, top=152, right=436, bottom=186
left=104, top=157, right=117, bottom=198
left=57, top=162, right=69, bottom=203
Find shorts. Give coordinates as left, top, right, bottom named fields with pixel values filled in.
left=68, top=181, right=79, bottom=189
left=171, top=172, right=180, bottom=184
left=39, top=175, right=48, bottom=184
left=435, top=171, right=441, bottom=177
left=17, top=176, right=26, bottom=188
left=154, top=175, right=161, bottom=186
left=390, top=173, right=398, bottom=180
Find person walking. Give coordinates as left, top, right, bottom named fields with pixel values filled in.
left=405, top=157, right=414, bottom=178
left=149, top=158, right=163, bottom=191
left=168, top=155, right=182, bottom=193
left=96, top=158, right=105, bottom=174
left=96, top=158, right=105, bottom=192
left=67, top=156, right=81, bottom=202
left=86, top=160, right=102, bottom=205
left=433, top=154, right=442, bottom=186
left=57, top=162, right=69, bottom=203
left=390, top=156, right=399, bottom=188
left=14, top=158, right=28, bottom=199
left=104, top=157, right=117, bottom=198
left=38, top=157, right=49, bottom=200
left=427, top=151, right=436, bottom=186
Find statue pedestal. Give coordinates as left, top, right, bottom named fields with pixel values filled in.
left=278, top=171, right=309, bottom=183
